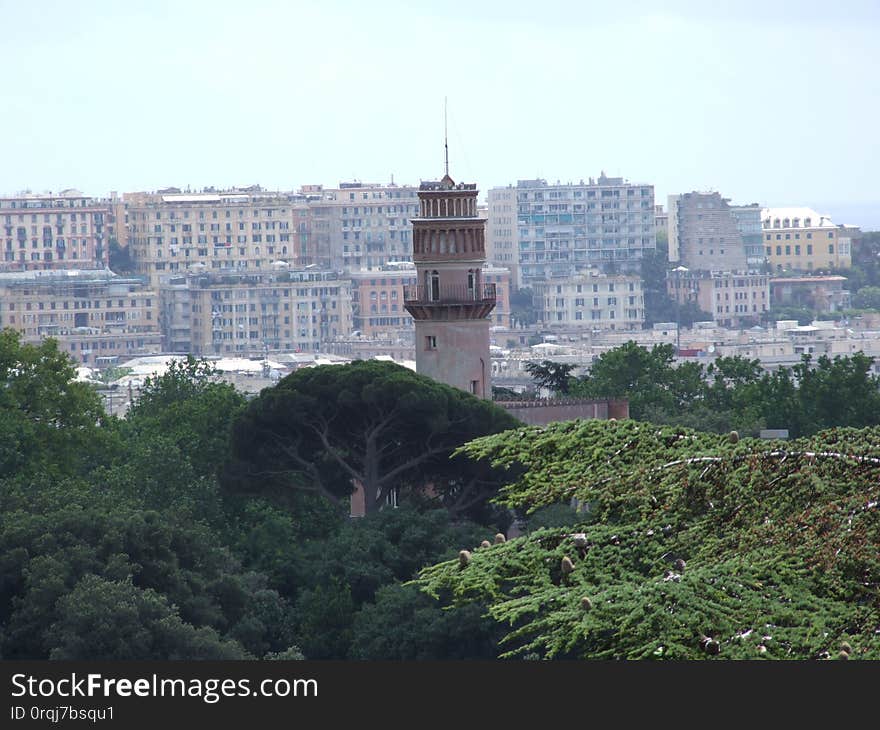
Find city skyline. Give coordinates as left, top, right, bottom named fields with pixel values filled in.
left=2, top=1, right=879, bottom=228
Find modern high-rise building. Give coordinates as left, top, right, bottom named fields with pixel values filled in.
left=404, top=174, right=496, bottom=398
left=0, top=190, right=110, bottom=271
left=488, top=173, right=655, bottom=287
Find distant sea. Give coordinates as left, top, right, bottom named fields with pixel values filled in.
left=806, top=201, right=880, bottom=232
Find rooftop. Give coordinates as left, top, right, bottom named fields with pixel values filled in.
left=762, top=207, right=835, bottom=228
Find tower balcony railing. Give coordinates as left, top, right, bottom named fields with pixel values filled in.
left=403, top=283, right=496, bottom=305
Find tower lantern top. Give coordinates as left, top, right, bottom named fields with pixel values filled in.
left=419, top=175, right=477, bottom=192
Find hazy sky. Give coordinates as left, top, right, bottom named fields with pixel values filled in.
left=2, top=0, right=878, bottom=225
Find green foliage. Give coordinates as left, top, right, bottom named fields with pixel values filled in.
left=108, top=238, right=134, bottom=274
left=290, top=506, right=491, bottom=605
left=46, top=575, right=250, bottom=660
left=852, top=286, right=880, bottom=310
left=226, top=360, right=519, bottom=515
left=349, top=584, right=503, bottom=660
left=126, top=356, right=246, bottom=480
left=415, top=420, right=880, bottom=659
left=0, top=330, right=110, bottom=479
left=764, top=306, right=814, bottom=326
left=0, top=339, right=524, bottom=661
left=563, top=342, right=880, bottom=438
left=524, top=360, right=576, bottom=395
left=292, top=578, right=356, bottom=660
left=510, top=287, right=538, bottom=327
left=0, top=473, right=295, bottom=659
left=272, top=506, right=497, bottom=659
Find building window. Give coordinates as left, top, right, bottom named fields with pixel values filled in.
left=425, top=335, right=437, bottom=350
left=470, top=380, right=479, bottom=395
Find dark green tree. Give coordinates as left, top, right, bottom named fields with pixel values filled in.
left=524, top=360, right=577, bottom=395
left=46, top=575, right=250, bottom=660
left=571, top=342, right=687, bottom=417
left=108, top=238, right=135, bottom=274
left=349, top=584, right=503, bottom=660
left=226, top=360, right=519, bottom=515
left=510, top=287, right=538, bottom=327
left=0, top=330, right=110, bottom=479
left=126, top=356, right=247, bottom=479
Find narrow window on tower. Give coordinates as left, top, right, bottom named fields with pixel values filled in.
left=425, top=335, right=437, bottom=350
left=470, top=380, right=479, bottom=395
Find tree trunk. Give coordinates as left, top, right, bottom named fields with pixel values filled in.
left=362, top=433, right=383, bottom=515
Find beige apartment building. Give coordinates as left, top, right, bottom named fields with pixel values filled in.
left=160, top=267, right=351, bottom=356
left=669, top=270, right=770, bottom=328
left=762, top=207, right=853, bottom=271
left=1, top=190, right=110, bottom=271
left=124, top=187, right=311, bottom=289
left=533, top=272, right=644, bottom=330
left=304, top=181, right=419, bottom=272
left=0, top=269, right=161, bottom=365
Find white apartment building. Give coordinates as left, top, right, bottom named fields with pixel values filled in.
left=489, top=173, right=655, bottom=288
left=533, top=272, right=644, bottom=330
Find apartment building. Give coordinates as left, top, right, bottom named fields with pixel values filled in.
left=533, top=271, right=644, bottom=330
left=489, top=173, right=655, bottom=288
left=0, top=269, right=161, bottom=365
left=486, top=187, right=519, bottom=285
left=124, top=187, right=311, bottom=289
left=1, top=190, right=110, bottom=271
left=304, top=182, right=419, bottom=272
left=762, top=207, right=853, bottom=271
left=669, top=270, right=770, bottom=328
left=349, top=265, right=417, bottom=338
left=160, top=267, right=351, bottom=356
left=668, top=192, right=758, bottom=272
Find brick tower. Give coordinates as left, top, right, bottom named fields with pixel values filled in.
left=404, top=174, right=496, bottom=398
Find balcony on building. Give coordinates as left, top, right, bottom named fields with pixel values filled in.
left=403, top=283, right=496, bottom=320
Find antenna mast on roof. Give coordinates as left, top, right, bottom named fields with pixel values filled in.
left=444, top=97, right=449, bottom=177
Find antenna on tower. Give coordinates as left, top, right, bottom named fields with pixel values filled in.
left=444, top=96, right=449, bottom=176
